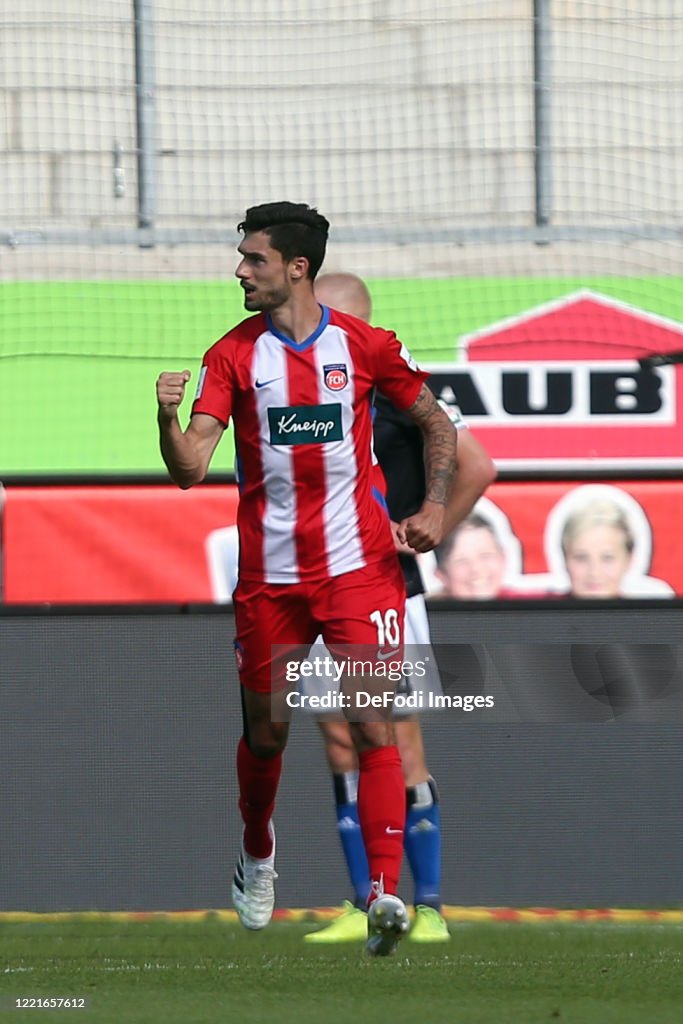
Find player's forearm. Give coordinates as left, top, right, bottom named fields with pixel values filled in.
left=403, top=421, right=457, bottom=551
left=158, top=412, right=206, bottom=488
left=421, top=419, right=458, bottom=509
left=442, top=441, right=497, bottom=536
left=398, top=384, right=458, bottom=551
left=405, top=384, right=458, bottom=509
left=442, top=468, right=496, bottom=536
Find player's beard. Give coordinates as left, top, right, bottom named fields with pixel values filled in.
left=243, top=282, right=290, bottom=313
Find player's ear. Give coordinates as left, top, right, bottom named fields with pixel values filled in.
left=289, top=255, right=309, bottom=281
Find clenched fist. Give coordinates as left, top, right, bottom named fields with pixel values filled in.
left=157, top=370, right=191, bottom=418
left=396, top=501, right=446, bottom=554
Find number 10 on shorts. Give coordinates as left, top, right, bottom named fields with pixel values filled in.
left=369, top=608, right=401, bottom=647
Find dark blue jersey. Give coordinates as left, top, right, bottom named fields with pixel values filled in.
left=372, top=392, right=425, bottom=598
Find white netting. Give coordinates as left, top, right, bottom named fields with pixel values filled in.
left=0, top=1, right=681, bottom=473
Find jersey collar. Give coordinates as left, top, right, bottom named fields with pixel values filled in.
left=266, top=305, right=330, bottom=352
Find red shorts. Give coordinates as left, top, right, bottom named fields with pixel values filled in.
left=233, top=557, right=406, bottom=693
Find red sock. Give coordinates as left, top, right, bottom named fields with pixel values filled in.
left=357, top=745, right=405, bottom=900
left=236, top=736, right=282, bottom=858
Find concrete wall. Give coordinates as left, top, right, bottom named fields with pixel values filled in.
left=1, top=2, right=681, bottom=234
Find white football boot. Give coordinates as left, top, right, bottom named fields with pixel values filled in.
left=365, top=879, right=409, bottom=957
left=231, top=824, right=278, bottom=930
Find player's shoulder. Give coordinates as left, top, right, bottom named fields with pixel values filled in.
left=326, top=307, right=388, bottom=341
left=326, top=308, right=396, bottom=363
left=205, top=313, right=267, bottom=357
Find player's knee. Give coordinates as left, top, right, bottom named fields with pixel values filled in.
left=244, top=723, right=288, bottom=759
left=326, top=741, right=356, bottom=774
left=246, top=737, right=286, bottom=759
left=321, top=724, right=357, bottom=773
left=350, top=719, right=393, bottom=753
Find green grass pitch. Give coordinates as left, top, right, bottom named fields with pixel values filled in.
left=2, top=920, right=683, bottom=1023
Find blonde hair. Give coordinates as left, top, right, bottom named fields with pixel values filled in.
left=560, top=499, right=635, bottom=557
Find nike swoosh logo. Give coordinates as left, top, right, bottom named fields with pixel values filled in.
left=255, top=376, right=282, bottom=389
left=385, top=827, right=403, bottom=835
left=377, top=648, right=401, bottom=661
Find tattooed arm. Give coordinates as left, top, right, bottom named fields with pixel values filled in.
left=398, top=382, right=459, bottom=552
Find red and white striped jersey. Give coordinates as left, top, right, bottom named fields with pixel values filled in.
left=192, top=305, right=428, bottom=584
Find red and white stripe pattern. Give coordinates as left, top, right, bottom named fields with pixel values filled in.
left=193, top=309, right=426, bottom=584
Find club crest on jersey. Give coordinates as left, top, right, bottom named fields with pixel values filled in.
left=323, top=363, right=348, bottom=391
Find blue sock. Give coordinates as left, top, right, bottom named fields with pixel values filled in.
left=333, top=772, right=371, bottom=908
left=404, top=778, right=441, bottom=910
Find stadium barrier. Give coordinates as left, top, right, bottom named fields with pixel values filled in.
left=2, top=604, right=682, bottom=912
